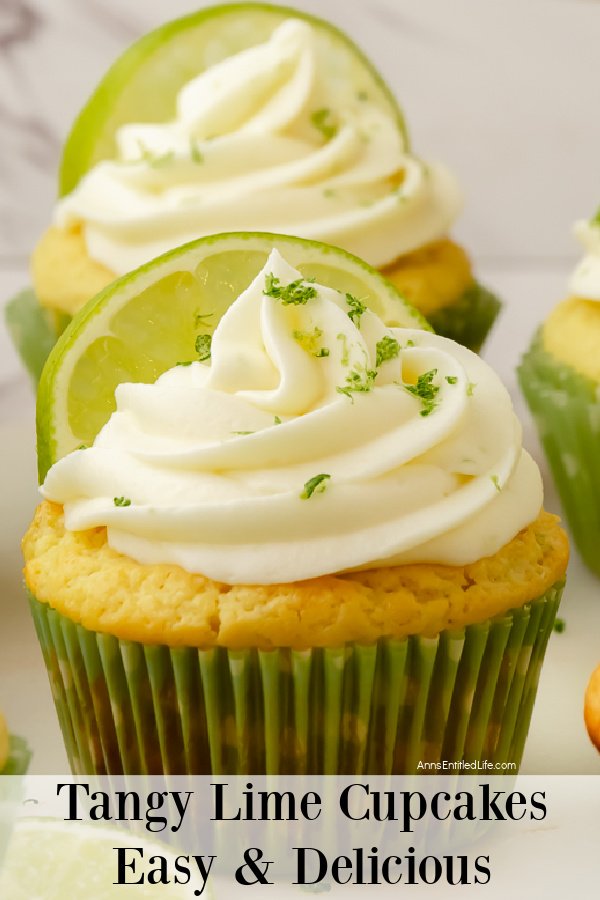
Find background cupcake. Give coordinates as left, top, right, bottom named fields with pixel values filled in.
left=0, top=710, right=30, bottom=777
left=8, top=3, right=501, bottom=381
left=23, top=233, right=565, bottom=775
left=519, top=211, right=600, bottom=577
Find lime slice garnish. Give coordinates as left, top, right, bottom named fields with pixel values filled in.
left=0, top=819, right=209, bottom=899
left=59, top=2, right=408, bottom=196
left=36, top=232, right=429, bottom=481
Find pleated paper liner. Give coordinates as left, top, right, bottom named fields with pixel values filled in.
left=519, top=332, right=600, bottom=576
left=29, top=583, right=563, bottom=776
left=427, top=281, right=502, bottom=354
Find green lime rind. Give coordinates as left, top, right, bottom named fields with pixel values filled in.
left=59, top=2, right=409, bottom=196
left=4, top=289, right=60, bottom=385
left=518, top=332, right=600, bottom=576
left=427, top=281, right=502, bottom=353
left=29, top=583, right=563, bottom=775
left=36, top=231, right=430, bottom=483
left=1, top=736, right=32, bottom=777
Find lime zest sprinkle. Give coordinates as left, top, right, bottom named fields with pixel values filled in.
left=195, top=334, right=212, bottom=361
left=194, top=310, right=213, bottom=326
left=293, top=327, right=329, bottom=358
left=467, top=382, right=477, bottom=397
left=491, top=475, right=501, bottom=492
left=300, top=473, right=331, bottom=500
left=357, top=90, right=369, bottom=101
left=264, top=273, right=317, bottom=305
left=136, top=140, right=174, bottom=168
left=346, top=293, right=368, bottom=326
left=446, top=375, right=458, bottom=384
left=404, top=369, right=439, bottom=417
left=232, top=431, right=254, bottom=435
left=375, top=335, right=401, bottom=367
left=406, top=339, right=415, bottom=347
left=176, top=360, right=193, bottom=366
left=77, top=444, right=88, bottom=450
left=190, top=138, right=204, bottom=164
left=553, top=617, right=566, bottom=633
left=323, top=188, right=337, bottom=198
left=311, top=107, right=338, bottom=140
left=337, top=333, right=350, bottom=366
left=337, top=364, right=377, bottom=401
left=274, top=416, right=282, bottom=425
left=114, top=497, right=131, bottom=507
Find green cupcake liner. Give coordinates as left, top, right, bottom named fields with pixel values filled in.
left=28, top=583, right=563, bottom=776
left=427, top=281, right=502, bottom=353
left=519, top=331, right=600, bottom=575
left=1, top=737, right=32, bottom=778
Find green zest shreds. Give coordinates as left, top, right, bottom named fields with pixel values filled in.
left=135, top=141, right=175, bottom=168
left=491, top=475, right=501, bottom=492
left=274, top=416, right=282, bottom=425
left=446, top=375, right=458, bottom=385
left=293, top=327, right=329, bottom=358
left=113, top=497, right=131, bottom=507
left=337, top=333, right=350, bottom=366
left=404, top=369, right=440, bottom=417
left=337, top=364, right=377, bottom=400
left=375, top=335, right=401, bottom=367
left=346, top=293, right=368, bottom=325
left=310, top=107, right=338, bottom=140
left=195, top=334, right=212, bottom=361
left=264, top=273, right=318, bottom=305
left=553, top=618, right=566, bottom=634
left=189, top=138, right=204, bottom=164
left=300, top=473, right=331, bottom=499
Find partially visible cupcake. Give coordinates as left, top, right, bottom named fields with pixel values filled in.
left=585, top=663, right=600, bottom=752
left=519, top=210, right=600, bottom=576
left=0, top=711, right=30, bottom=776
left=17, top=5, right=498, bottom=374
left=24, top=239, right=564, bottom=775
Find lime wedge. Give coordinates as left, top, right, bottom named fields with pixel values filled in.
left=37, top=232, right=428, bottom=481
left=0, top=819, right=209, bottom=899
left=59, top=2, right=407, bottom=196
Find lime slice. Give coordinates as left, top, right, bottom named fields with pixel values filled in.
left=59, top=2, right=408, bottom=196
left=37, top=232, right=429, bottom=481
left=0, top=819, right=209, bottom=899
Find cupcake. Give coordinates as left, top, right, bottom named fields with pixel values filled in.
left=23, top=232, right=565, bottom=775
left=9, top=4, right=500, bottom=381
left=0, top=711, right=30, bottom=777
left=585, top=663, right=600, bottom=752
left=519, top=210, right=600, bottom=576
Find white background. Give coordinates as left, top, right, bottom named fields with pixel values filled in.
left=0, top=0, right=599, bottom=774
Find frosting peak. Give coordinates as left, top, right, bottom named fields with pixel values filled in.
left=42, top=250, right=542, bottom=584
left=55, top=19, right=462, bottom=275
left=569, top=215, right=600, bottom=300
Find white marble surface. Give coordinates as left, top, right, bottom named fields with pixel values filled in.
left=0, top=0, right=599, bottom=264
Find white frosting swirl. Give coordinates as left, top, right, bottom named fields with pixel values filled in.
left=55, top=19, right=462, bottom=275
left=569, top=217, right=600, bottom=300
left=42, top=250, right=542, bottom=585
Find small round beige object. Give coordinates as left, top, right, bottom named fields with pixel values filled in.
left=0, top=710, right=9, bottom=772
left=584, top=663, right=600, bottom=752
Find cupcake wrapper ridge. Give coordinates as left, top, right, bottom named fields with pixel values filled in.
left=29, top=582, right=563, bottom=776
left=519, top=332, right=600, bottom=576
left=427, top=281, right=502, bottom=353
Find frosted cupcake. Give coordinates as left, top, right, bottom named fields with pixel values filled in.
left=9, top=5, right=500, bottom=381
left=519, top=211, right=600, bottom=576
left=24, top=234, right=564, bottom=775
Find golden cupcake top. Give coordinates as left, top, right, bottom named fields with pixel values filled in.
left=53, top=18, right=461, bottom=277
left=543, top=209, right=600, bottom=382
left=40, top=248, right=542, bottom=585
